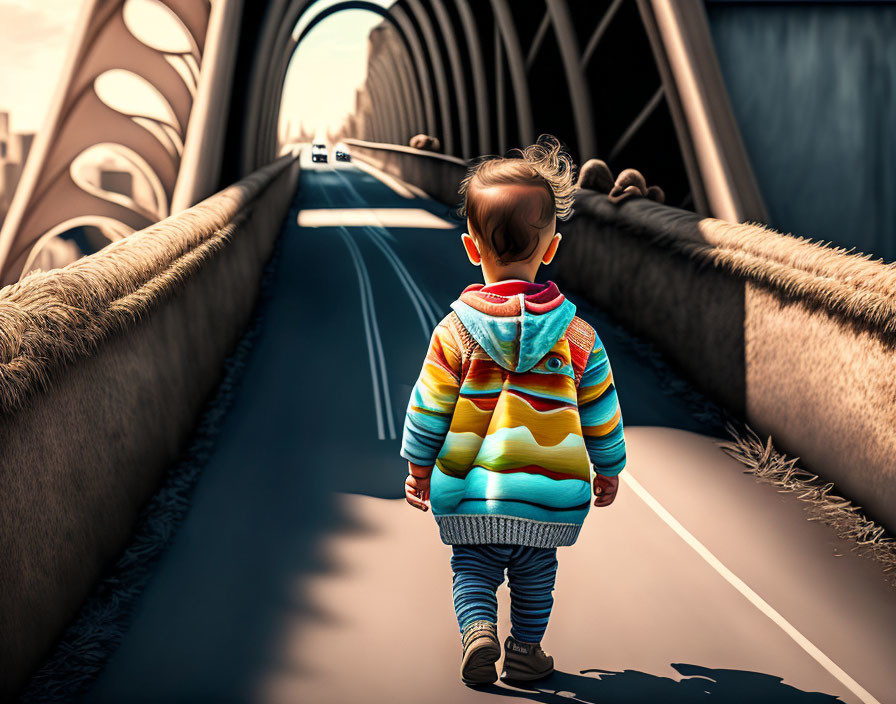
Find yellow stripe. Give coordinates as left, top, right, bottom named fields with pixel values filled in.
left=577, top=370, right=613, bottom=405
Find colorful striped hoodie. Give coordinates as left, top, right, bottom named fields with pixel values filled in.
left=400, top=279, right=626, bottom=548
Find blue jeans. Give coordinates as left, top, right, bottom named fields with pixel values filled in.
left=450, top=544, right=559, bottom=644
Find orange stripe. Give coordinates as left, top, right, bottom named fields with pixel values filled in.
left=411, top=405, right=452, bottom=418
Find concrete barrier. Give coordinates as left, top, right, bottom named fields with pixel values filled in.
left=0, top=153, right=300, bottom=698
left=342, top=138, right=468, bottom=207
left=555, top=189, right=896, bottom=533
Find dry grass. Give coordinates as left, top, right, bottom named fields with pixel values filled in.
left=717, top=421, right=896, bottom=588
left=0, top=156, right=297, bottom=416
left=697, top=218, right=896, bottom=338
left=703, top=217, right=896, bottom=302
left=584, top=194, right=896, bottom=338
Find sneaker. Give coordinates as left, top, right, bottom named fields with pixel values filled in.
left=460, top=620, right=500, bottom=685
left=500, top=635, right=554, bottom=681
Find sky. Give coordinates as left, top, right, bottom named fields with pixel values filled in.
left=0, top=0, right=389, bottom=141
left=0, top=0, right=84, bottom=134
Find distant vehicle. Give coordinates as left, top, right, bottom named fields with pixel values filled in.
left=311, top=143, right=328, bottom=163
left=334, top=144, right=351, bottom=162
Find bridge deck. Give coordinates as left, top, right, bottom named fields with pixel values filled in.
left=82, top=157, right=895, bottom=704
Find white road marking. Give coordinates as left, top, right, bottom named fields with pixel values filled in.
left=309, top=170, right=396, bottom=441
left=336, top=228, right=397, bottom=441
left=298, top=174, right=444, bottom=340
left=297, top=208, right=454, bottom=229
left=621, top=471, right=882, bottom=704
left=330, top=168, right=443, bottom=336
left=364, top=226, right=440, bottom=332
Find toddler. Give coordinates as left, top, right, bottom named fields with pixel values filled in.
left=400, top=136, right=626, bottom=686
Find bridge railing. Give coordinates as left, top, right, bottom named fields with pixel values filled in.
left=343, top=138, right=467, bottom=207
left=556, top=190, right=896, bottom=534
left=0, top=152, right=300, bottom=698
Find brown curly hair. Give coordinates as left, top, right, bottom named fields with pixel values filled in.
left=458, top=135, right=576, bottom=263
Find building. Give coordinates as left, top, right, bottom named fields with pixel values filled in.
left=0, top=112, right=35, bottom=225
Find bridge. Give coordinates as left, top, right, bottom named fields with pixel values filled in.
left=0, top=1, right=894, bottom=702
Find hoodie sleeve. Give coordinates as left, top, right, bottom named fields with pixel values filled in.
left=400, top=319, right=463, bottom=468
left=577, top=333, right=626, bottom=477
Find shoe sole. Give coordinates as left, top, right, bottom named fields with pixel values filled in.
left=500, top=666, right=554, bottom=683
left=500, top=656, right=554, bottom=682
left=461, top=642, right=501, bottom=686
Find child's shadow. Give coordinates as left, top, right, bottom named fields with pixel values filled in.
left=480, top=663, right=844, bottom=703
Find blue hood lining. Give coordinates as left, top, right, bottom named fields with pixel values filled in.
left=450, top=297, right=576, bottom=372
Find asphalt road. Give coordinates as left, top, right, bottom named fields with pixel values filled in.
left=82, top=156, right=896, bottom=704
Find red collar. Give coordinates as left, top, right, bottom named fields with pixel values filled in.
left=459, top=280, right=565, bottom=315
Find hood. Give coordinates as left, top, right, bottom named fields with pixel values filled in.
left=449, top=280, right=576, bottom=373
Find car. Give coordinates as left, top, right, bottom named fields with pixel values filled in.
left=334, top=144, right=351, bottom=162
left=311, top=143, right=328, bottom=163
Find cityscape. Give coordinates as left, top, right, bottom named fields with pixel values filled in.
left=0, top=111, right=34, bottom=227
left=0, top=108, right=148, bottom=269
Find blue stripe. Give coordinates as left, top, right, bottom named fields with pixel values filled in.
left=451, top=544, right=558, bottom=643
left=430, top=466, right=591, bottom=520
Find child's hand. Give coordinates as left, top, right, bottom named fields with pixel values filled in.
left=593, top=473, right=620, bottom=507
left=405, top=473, right=431, bottom=512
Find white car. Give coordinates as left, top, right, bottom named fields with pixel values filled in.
left=311, top=143, right=328, bottom=163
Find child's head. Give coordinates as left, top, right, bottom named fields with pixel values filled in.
left=458, top=135, right=576, bottom=282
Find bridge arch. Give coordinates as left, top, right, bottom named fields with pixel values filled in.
left=1, top=0, right=772, bottom=286
left=403, top=0, right=455, bottom=155
left=242, top=0, right=442, bottom=171
left=326, top=0, right=765, bottom=223
left=290, top=1, right=432, bottom=146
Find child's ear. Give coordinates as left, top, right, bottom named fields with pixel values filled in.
left=461, top=233, right=481, bottom=266
left=541, top=232, right=563, bottom=265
